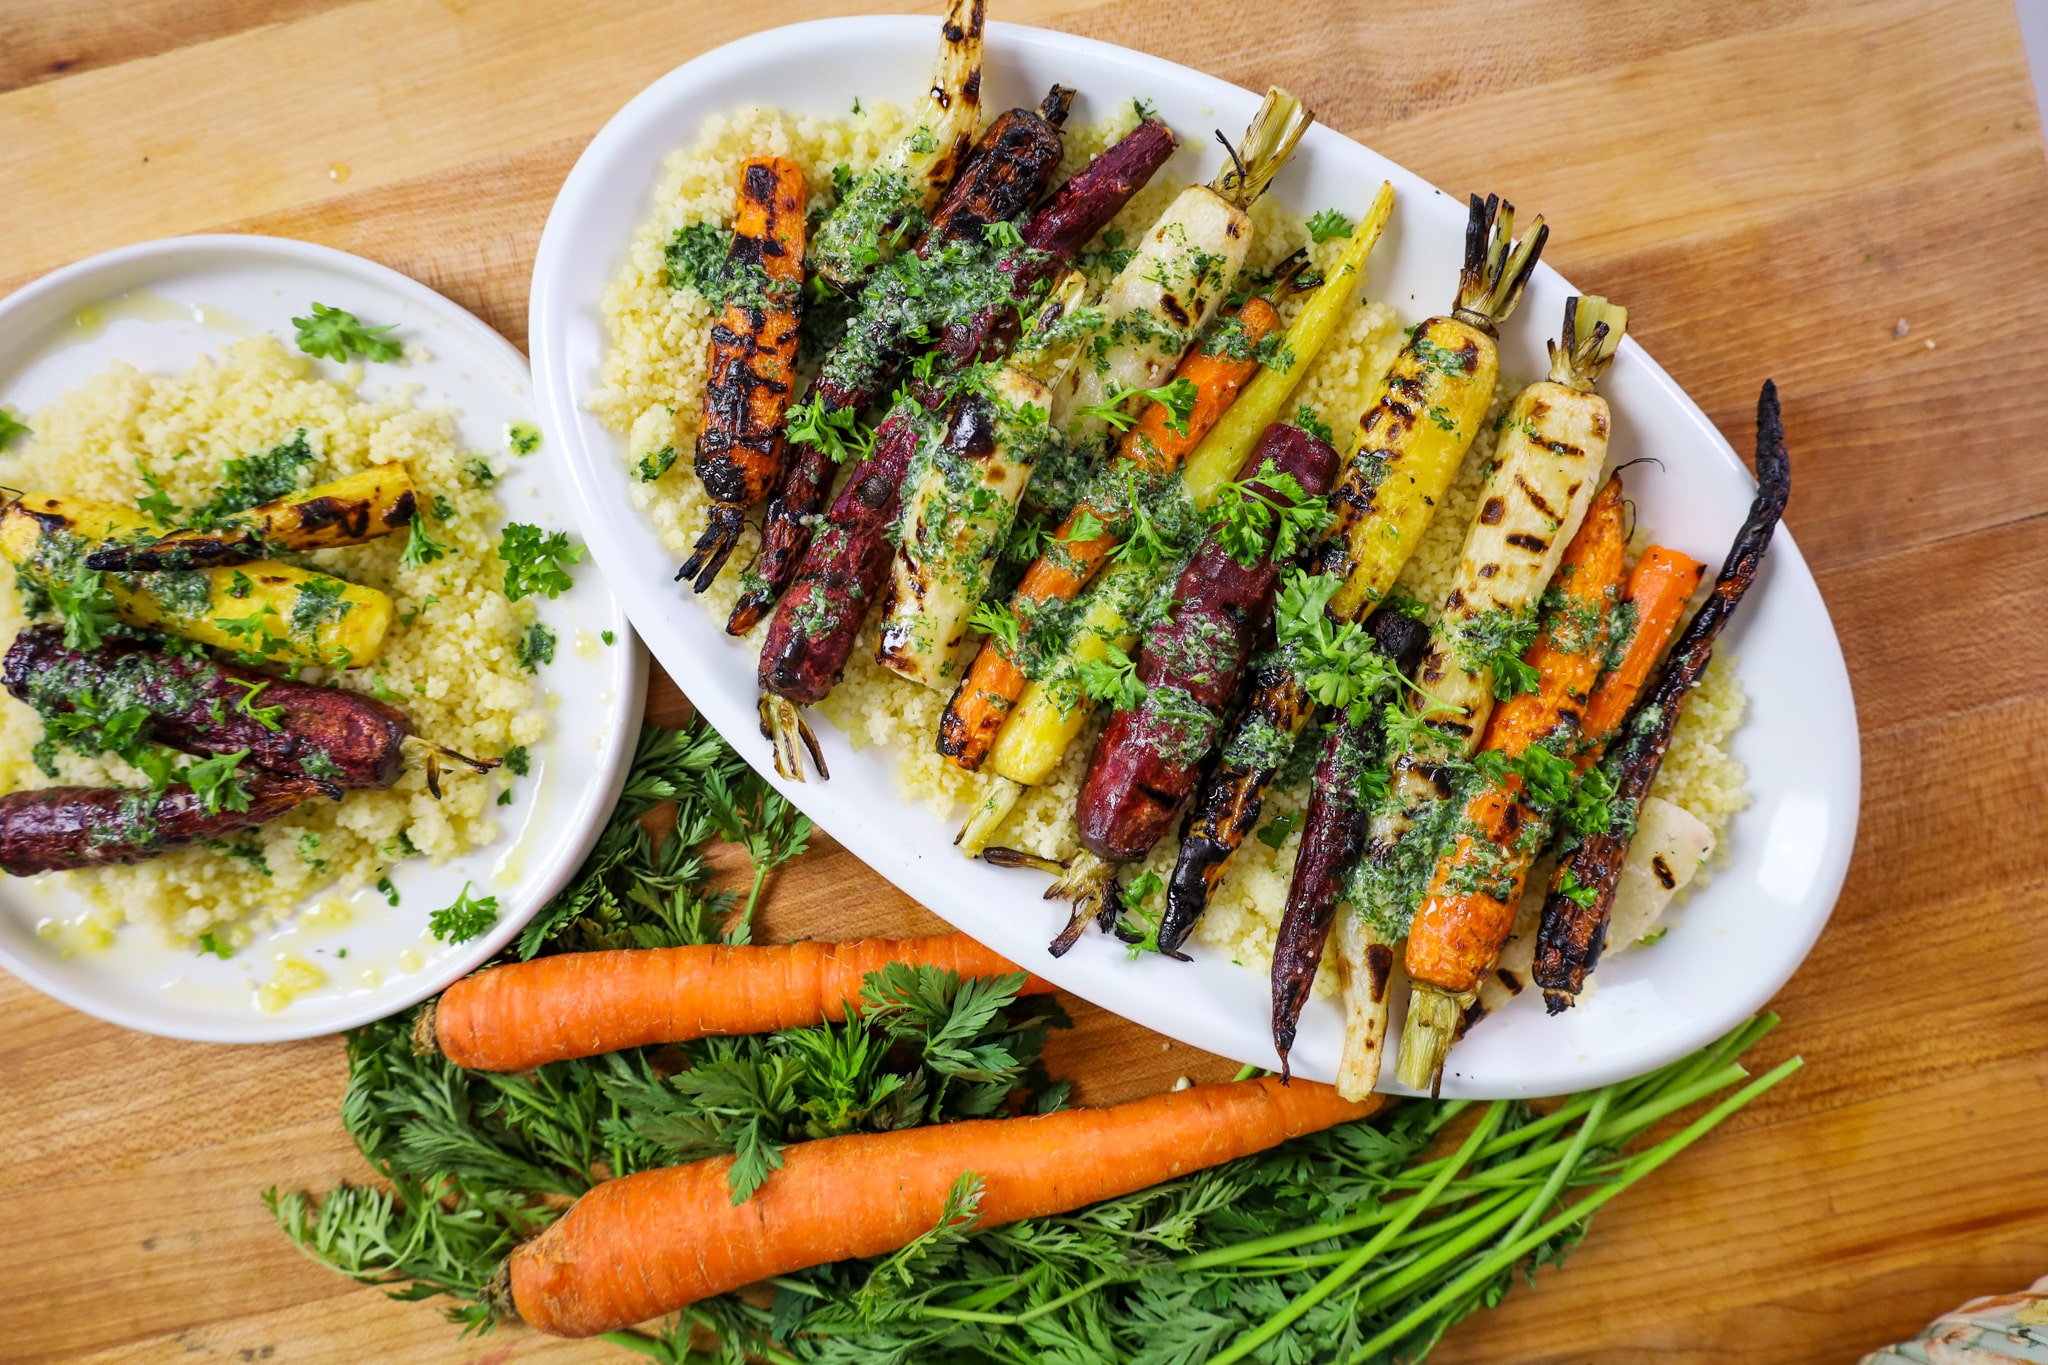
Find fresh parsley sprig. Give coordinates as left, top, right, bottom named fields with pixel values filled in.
left=785, top=394, right=877, bottom=465
left=1072, top=640, right=1147, bottom=711
left=429, top=882, right=499, bottom=944
left=1079, top=374, right=1198, bottom=437
left=1206, top=461, right=1333, bottom=569
left=293, top=304, right=403, bottom=364
left=497, top=524, right=583, bottom=602
left=184, top=749, right=252, bottom=814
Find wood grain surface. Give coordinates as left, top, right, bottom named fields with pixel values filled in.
left=3, top=1, right=2044, bottom=1360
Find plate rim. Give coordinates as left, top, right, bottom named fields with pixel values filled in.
left=0, top=231, right=648, bottom=1043
left=528, top=17, right=1863, bottom=1095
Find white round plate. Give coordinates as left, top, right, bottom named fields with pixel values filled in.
left=529, top=20, right=1860, bottom=1096
left=0, top=235, right=644, bottom=1042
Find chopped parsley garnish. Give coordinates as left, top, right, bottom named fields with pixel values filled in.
left=1203, top=460, right=1331, bottom=568
left=185, top=749, right=253, bottom=815
left=784, top=394, right=875, bottom=465
left=430, top=494, right=456, bottom=522
left=1255, top=810, right=1301, bottom=850
left=49, top=564, right=118, bottom=650
left=291, top=578, right=355, bottom=637
left=293, top=304, right=403, bottom=363
left=229, top=678, right=286, bottom=731
left=635, top=444, right=677, bottom=482
left=1556, top=866, right=1598, bottom=907
left=514, top=623, right=556, bottom=673
left=0, top=408, right=28, bottom=449
left=498, top=524, right=583, bottom=602
left=1273, top=571, right=1401, bottom=723
left=1637, top=925, right=1669, bottom=946
left=298, top=833, right=325, bottom=872
left=1073, top=642, right=1146, bottom=711
left=505, top=421, right=542, bottom=456
left=376, top=874, right=400, bottom=907
left=981, top=219, right=1025, bottom=250
left=1080, top=375, right=1197, bottom=436
left=429, top=881, right=499, bottom=945
left=194, top=430, right=315, bottom=525
left=216, top=602, right=291, bottom=658
left=503, top=744, right=530, bottom=777
left=1452, top=605, right=1542, bottom=700
left=969, top=600, right=1020, bottom=652
left=664, top=221, right=729, bottom=293
left=1293, top=405, right=1334, bottom=446
left=300, top=752, right=344, bottom=782
left=196, top=930, right=234, bottom=960
left=399, top=512, right=447, bottom=570
left=601, top=629, right=616, bottom=646
left=136, top=460, right=180, bottom=521
left=1306, top=208, right=1353, bottom=244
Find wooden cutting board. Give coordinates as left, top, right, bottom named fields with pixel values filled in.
left=4, top=1, right=2047, bottom=1360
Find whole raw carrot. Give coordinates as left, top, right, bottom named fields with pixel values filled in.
left=1580, top=545, right=1705, bottom=739
left=937, top=296, right=1282, bottom=771
left=422, top=935, right=1050, bottom=1072
left=502, top=1076, right=1376, bottom=1337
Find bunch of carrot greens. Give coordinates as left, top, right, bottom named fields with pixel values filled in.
left=268, top=718, right=1798, bottom=1361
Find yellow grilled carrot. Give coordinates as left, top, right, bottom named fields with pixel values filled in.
left=81, top=466, right=416, bottom=572
left=1335, top=294, right=1625, bottom=1100
left=1, top=495, right=395, bottom=668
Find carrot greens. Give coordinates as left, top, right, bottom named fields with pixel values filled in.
left=267, top=719, right=1797, bottom=1358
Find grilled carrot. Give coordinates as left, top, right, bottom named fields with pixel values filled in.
left=675, top=157, right=808, bottom=590
left=1582, top=546, right=1706, bottom=739
left=501, top=1075, right=1376, bottom=1337
left=806, top=0, right=984, bottom=290
left=1334, top=294, right=1622, bottom=1101
left=1397, top=477, right=1628, bottom=1093
left=1268, top=610, right=1432, bottom=1075
left=82, top=465, right=417, bottom=572
left=420, top=935, right=1051, bottom=1072
left=1167, top=193, right=1542, bottom=943
left=1533, top=381, right=1791, bottom=1010
left=728, top=96, right=1156, bottom=637
left=756, top=274, right=1094, bottom=781
left=0, top=495, right=395, bottom=669
left=936, top=295, right=1283, bottom=767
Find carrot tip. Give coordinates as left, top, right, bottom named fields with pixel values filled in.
left=485, top=1258, right=517, bottom=1324
left=409, top=1000, right=439, bottom=1058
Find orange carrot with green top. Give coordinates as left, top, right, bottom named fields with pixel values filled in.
left=500, top=1075, right=1377, bottom=1337
left=421, top=935, right=1050, bottom=1072
left=936, top=296, right=1283, bottom=770
left=1580, top=545, right=1706, bottom=739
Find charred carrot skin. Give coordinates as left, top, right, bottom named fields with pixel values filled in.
left=0, top=777, right=326, bottom=875
left=1404, top=478, right=1629, bottom=998
left=426, top=935, right=1050, bottom=1072
left=1534, top=382, right=1791, bottom=1009
left=937, top=297, right=1284, bottom=771
left=723, top=99, right=1080, bottom=634
left=1268, top=610, right=1431, bottom=1070
left=503, top=1076, right=1376, bottom=1338
left=678, top=157, right=808, bottom=591
left=1078, top=423, right=1339, bottom=866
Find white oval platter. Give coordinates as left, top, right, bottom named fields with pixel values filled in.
left=0, top=235, right=643, bottom=1042
left=528, top=18, right=1860, bottom=1097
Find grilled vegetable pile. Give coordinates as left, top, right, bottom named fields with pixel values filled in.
left=647, top=7, right=1796, bottom=1101
left=0, top=443, right=505, bottom=874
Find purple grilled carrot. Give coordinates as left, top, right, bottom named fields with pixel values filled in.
left=0, top=777, right=328, bottom=875
left=1268, top=610, right=1431, bottom=1074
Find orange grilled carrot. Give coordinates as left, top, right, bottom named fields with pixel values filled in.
left=1405, top=478, right=1628, bottom=994
left=936, top=296, right=1282, bottom=771
left=1580, top=545, right=1706, bottom=740
left=503, top=1075, right=1377, bottom=1337
left=676, top=156, right=808, bottom=592
left=1395, top=478, right=1627, bottom=1093
left=422, top=935, right=1049, bottom=1072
